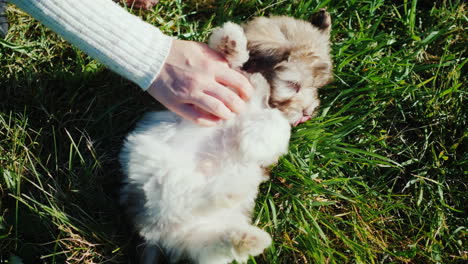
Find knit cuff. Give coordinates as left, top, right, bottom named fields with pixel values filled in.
left=10, top=0, right=172, bottom=90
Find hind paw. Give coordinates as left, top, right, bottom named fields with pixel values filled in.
left=229, top=227, right=272, bottom=260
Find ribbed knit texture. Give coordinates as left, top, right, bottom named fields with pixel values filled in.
left=10, top=0, right=173, bottom=90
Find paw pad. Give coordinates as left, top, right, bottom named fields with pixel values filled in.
left=218, top=36, right=237, bottom=56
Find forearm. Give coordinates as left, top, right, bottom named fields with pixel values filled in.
left=10, top=0, right=172, bottom=90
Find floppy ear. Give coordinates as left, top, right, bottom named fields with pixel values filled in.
left=310, top=8, right=331, bottom=33
left=313, top=61, right=333, bottom=87
left=242, top=47, right=290, bottom=73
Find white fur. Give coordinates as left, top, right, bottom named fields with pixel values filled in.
left=120, top=23, right=291, bottom=264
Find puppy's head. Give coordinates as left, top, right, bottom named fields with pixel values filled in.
left=242, top=10, right=333, bottom=126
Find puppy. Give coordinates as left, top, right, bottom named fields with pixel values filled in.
left=120, top=10, right=333, bottom=264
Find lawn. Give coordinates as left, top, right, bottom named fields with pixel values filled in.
left=0, top=0, right=466, bottom=263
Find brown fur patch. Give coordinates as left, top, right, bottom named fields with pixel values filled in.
left=310, top=8, right=332, bottom=31
left=240, top=13, right=333, bottom=124
left=242, top=48, right=290, bottom=73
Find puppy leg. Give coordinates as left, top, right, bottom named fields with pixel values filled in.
left=208, top=22, right=249, bottom=68
left=182, top=222, right=272, bottom=264
left=227, top=225, right=272, bottom=262
left=140, top=244, right=166, bottom=264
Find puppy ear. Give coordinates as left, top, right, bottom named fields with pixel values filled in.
left=313, top=61, right=333, bottom=87
left=242, top=47, right=290, bottom=73
left=310, top=8, right=331, bottom=33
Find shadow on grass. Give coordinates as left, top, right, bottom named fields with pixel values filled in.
left=0, top=61, right=168, bottom=263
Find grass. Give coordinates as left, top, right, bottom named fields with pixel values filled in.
left=0, top=0, right=466, bottom=263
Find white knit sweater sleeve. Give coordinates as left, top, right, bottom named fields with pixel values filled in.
left=10, top=0, right=173, bottom=90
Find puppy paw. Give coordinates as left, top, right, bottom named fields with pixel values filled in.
left=193, top=225, right=271, bottom=264
left=219, top=36, right=238, bottom=57
left=208, top=22, right=249, bottom=68
left=228, top=226, right=272, bottom=260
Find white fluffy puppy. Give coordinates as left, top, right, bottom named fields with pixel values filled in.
left=120, top=11, right=333, bottom=264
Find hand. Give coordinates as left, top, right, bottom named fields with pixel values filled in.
left=124, top=0, right=158, bottom=9
left=147, top=39, right=253, bottom=126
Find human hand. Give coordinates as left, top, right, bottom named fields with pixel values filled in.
left=147, top=39, right=253, bottom=126
left=124, top=0, right=158, bottom=10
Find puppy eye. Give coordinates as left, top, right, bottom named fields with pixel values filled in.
left=287, top=81, right=301, bottom=93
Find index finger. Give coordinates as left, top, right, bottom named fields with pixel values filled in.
left=215, top=68, right=253, bottom=101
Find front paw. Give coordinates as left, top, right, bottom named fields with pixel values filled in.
left=218, top=36, right=238, bottom=58
left=208, top=22, right=249, bottom=68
